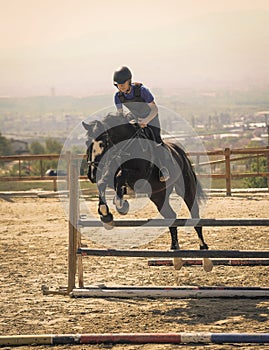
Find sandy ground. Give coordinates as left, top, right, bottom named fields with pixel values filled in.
left=0, top=193, right=268, bottom=350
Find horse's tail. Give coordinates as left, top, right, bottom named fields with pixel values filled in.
left=169, top=142, right=206, bottom=204
left=195, top=175, right=207, bottom=204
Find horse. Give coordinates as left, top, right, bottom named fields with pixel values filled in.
left=82, top=112, right=213, bottom=271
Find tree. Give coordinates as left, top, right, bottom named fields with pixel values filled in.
left=30, top=141, right=45, bottom=154
left=245, top=156, right=267, bottom=188
left=0, top=132, right=12, bottom=156
left=45, top=138, right=63, bottom=154
left=29, top=138, right=63, bottom=175
left=44, top=138, right=63, bottom=173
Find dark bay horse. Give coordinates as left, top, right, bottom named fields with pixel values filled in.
left=82, top=112, right=212, bottom=271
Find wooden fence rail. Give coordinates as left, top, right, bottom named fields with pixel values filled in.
left=0, top=147, right=268, bottom=195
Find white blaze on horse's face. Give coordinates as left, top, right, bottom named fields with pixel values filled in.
left=92, top=140, right=105, bottom=158
left=90, top=139, right=105, bottom=181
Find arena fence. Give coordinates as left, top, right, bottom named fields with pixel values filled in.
left=0, top=147, right=268, bottom=195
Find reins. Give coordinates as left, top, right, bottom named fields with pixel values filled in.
left=99, top=122, right=155, bottom=182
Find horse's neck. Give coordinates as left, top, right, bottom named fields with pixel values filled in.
left=109, top=124, right=136, bottom=144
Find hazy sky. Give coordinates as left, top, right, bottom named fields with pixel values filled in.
left=1, top=0, right=269, bottom=96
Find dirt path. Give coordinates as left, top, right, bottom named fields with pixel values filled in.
left=0, top=194, right=268, bottom=349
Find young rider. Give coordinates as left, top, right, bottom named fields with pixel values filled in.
left=113, top=66, right=170, bottom=182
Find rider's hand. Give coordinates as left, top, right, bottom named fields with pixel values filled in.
left=138, top=118, right=148, bottom=128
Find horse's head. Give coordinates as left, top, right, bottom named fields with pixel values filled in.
left=82, top=120, right=109, bottom=183
left=82, top=113, right=139, bottom=183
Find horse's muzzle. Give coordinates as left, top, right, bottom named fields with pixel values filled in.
left=87, top=165, right=97, bottom=183
left=89, top=177, right=96, bottom=184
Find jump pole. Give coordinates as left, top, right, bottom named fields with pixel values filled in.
left=78, top=248, right=269, bottom=259
left=78, top=217, right=269, bottom=227
left=1, top=333, right=269, bottom=346
left=71, top=285, right=269, bottom=298
left=148, top=259, right=269, bottom=267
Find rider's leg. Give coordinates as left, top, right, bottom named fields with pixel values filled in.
left=148, top=119, right=170, bottom=182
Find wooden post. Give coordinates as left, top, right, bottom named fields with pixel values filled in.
left=266, top=148, right=269, bottom=192
left=68, top=157, right=79, bottom=293
left=77, top=230, right=84, bottom=288
left=76, top=161, right=84, bottom=287
left=66, top=151, right=71, bottom=192
left=40, top=160, right=43, bottom=177
left=225, top=148, right=231, bottom=196
left=53, top=178, right=57, bottom=192
left=67, top=155, right=84, bottom=293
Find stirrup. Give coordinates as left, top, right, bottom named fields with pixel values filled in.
left=159, top=167, right=170, bottom=182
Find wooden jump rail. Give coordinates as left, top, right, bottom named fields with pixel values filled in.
left=1, top=332, right=269, bottom=346
left=148, top=259, right=269, bottom=267
left=42, top=157, right=269, bottom=298
left=71, top=286, right=269, bottom=299
left=78, top=218, right=269, bottom=227
left=77, top=249, right=269, bottom=259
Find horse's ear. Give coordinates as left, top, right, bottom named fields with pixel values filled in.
left=82, top=121, right=92, bottom=131
left=93, top=120, right=105, bottom=136
left=83, top=120, right=105, bottom=138
left=95, top=120, right=103, bottom=129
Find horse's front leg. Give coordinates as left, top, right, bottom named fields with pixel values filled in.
left=97, top=181, right=114, bottom=229
left=114, top=169, right=129, bottom=215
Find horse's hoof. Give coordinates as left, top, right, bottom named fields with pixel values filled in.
left=103, top=221, right=114, bottom=230
left=203, top=258, right=213, bottom=272
left=116, top=200, right=129, bottom=215
left=100, top=213, right=114, bottom=230
left=99, top=204, right=109, bottom=216
left=173, top=258, right=184, bottom=270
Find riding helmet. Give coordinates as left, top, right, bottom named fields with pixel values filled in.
left=113, top=66, right=132, bottom=85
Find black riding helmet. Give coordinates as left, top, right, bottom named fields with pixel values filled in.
left=113, top=66, right=132, bottom=85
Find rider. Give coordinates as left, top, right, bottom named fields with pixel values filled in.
left=113, top=65, right=170, bottom=182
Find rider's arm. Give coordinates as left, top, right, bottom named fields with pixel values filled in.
left=138, top=86, right=158, bottom=128
left=114, top=93, right=123, bottom=115
left=116, top=107, right=124, bottom=116
left=138, top=101, right=158, bottom=127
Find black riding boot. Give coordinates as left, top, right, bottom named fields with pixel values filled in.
left=158, top=144, right=172, bottom=182
left=159, top=167, right=170, bottom=182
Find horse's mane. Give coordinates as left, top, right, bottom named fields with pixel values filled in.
left=102, top=112, right=129, bottom=128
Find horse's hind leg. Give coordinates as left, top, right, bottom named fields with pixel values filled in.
left=182, top=190, right=207, bottom=249
left=184, top=192, right=213, bottom=272
left=150, top=192, right=184, bottom=271
left=150, top=192, right=179, bottom=249
left=194, top=223, right=213, bottom=272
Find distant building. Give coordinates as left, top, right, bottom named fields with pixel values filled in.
left=10, top=139, right=29, bottom=154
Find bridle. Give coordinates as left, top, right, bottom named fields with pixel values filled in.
left=87, top=121, right=155, bottom=182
